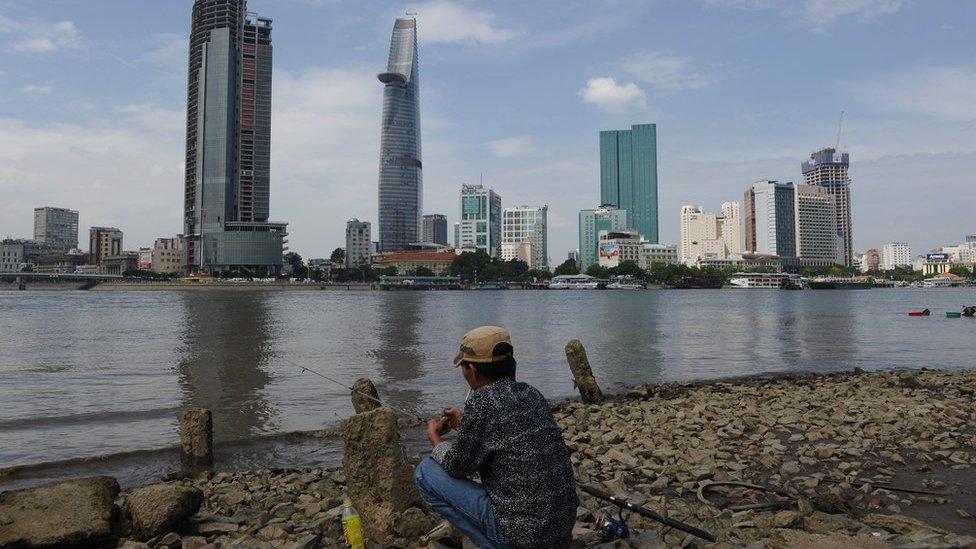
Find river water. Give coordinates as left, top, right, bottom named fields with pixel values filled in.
left=1, top=288, right=974, bottom=490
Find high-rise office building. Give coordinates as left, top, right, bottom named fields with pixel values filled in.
left=679, top=203, right=740, bottom=264
left=793, top=184, right=837, bottom=264
left=745, top=180, right=796, bottom=258
left=89, top=227, right=123, bottom=266
left=182, top=0, right=287, bottom=275
left=880, top=242, right=911, bottom=271
left=802, top=148, right=853, bottom=266
left=600, top=124, right=659, bottom=243
left=457, top=184, right=501, bottom=257
left=33, top=207, right=79, bottom=251
left=377, top=18, right=422, bottom=253
left=501, top=205, right=548, bottom=269
left=578, top=205, right=627, bottom=271
left=421, top=214, right=448, bottom=245
left=345, top=219, right=372, bottom=268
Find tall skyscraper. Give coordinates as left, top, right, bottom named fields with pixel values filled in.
left=679, top=203, right=740, bottom=264
left=182, top=0, right=287, bottom=275
left=745, top=180, right=796, bottom=258
left=345, top=219, right=372, bottom=268
left=501, top=205, right=548, bottom=269
left=457, top=184, right=501, bottom=257
left=793, top=184, right=837, bottom=265
left=578, top=205, right=627, bottom=271
left=33, top=207, right=79, bottom=251
left=802, top=148, right=852, bottom=266
left=599, top=124, right=659, bottom=243
left=422, top=214, right=448, bottom=245
left=377, top=18, right=422, bottom=253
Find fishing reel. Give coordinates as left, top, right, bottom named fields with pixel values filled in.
left=595, top=509, right=630, bottom=541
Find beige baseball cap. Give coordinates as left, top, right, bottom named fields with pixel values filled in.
left=453, top=326, right=513, bottom=367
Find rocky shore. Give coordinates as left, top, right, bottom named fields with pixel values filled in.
left=2, top=368, right=974, bottom=548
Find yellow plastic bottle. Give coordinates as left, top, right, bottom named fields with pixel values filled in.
left=341, top=499, right=365, bottom=549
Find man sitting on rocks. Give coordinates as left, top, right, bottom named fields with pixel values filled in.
left=414, top=326, right=579, bottom=549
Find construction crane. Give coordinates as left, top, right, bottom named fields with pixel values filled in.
left=835, top=110, right=845, bottom=151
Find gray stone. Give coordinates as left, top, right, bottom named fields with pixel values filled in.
left=351, top=378, right=382, bottom=414
left=196, top=522, right=240, bottom=536
left=182, top=536, right=210, bottom=549
left=341, top=406, right=423, bottom=545
left=123, top=483, right=204, bottom=540
left=0, top=476, right=119, bottom=548
left=285, top=534, right=320, bottom=549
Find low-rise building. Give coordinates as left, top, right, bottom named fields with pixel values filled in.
left=0, top=241, right=25, bottom=273
left=33, top=250, right=89, bottom=274
left=89, top=227, right=123, bottom=266
left=101, top=252, right=139, bottom=276
left=920, top=253, right=952, bottom=276
left=151, top=237, right=183, bottom=274
left=640, top=244, right=679, bottom=267
left=375, top=250, right=456, bottom=276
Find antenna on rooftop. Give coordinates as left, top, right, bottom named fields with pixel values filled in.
left=405, top=11, right=418, bottom=17
left=835, top=110, right=845, bottom=151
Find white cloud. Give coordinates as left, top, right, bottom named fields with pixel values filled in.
left=704, top=0, right=905, bottom=27
left=488, top=136, right=535, bottom=158
left=622, top=51, right=713, bottom=93
left=20, top=84, right=52, bottom=94
left=407, top=1, right=517, bottom=44
left=5, top=18, right=82, bottom=53
left=578, top=77, right=646, bottom=113
left=849, top=65, right=976, bottom=121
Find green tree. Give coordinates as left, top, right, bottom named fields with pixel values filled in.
left=526, top=268, right=552, bottom=280
left=450, top=250, right=492, bottom=281
left=608, top=260, right=644, bottom=279
left=378, top=266, right=398, bottom=277
left=585, top=264, right=610, bottom=278
left=411, top=266, right=436, bottom=277
left=553, top=259, right=579, bottom=276
left=330, top=247, right=345, bottom=265
left=949, top=265, right=973, bottom=278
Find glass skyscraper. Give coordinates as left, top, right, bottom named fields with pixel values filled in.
left=802, top=148, right=853, bottom=267
left=377, top=18, right=422, bottom=253
left=599, top=124, right=659, bottom=243
left=182, top=0, right=286, bottom=275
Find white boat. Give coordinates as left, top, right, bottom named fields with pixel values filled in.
left=549, top=274, right=599, bottom=290
left=728, top=272, right=804, bottom=289
left=606, top=277, right=643, bottom=290
left=921, top=277, right=952, bottom=288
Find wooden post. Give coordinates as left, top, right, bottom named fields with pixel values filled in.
left=565, top=339, right=605, bottom=404
left=179, top=409, right=213, bottom=474
left=351, top=378, right=382, bottom=414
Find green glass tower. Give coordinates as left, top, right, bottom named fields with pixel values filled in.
left=600, top=124, right=658, bottom=243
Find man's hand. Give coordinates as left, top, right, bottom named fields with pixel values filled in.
left=426, top=417, right=449, bottom=446
left=441, top=407, right=462, bottom=430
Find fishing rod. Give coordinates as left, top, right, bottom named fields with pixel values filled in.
left=579, top=484, right=716, bottom=543
left=285, top=357, right=715, bottom=542
left=283, top=357, right=426, bottom=423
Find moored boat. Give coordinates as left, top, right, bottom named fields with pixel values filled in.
left=808, top=277, right=873, bottom=289
left=549, top=274, right=600, bottom=290
left=728, top=272, right=804, bottom=289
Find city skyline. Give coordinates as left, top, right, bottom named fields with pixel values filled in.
left=1, top=1, right=974, bottom=260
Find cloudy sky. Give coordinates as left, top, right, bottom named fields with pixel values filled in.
left=1, top=0, right=973, bottom=261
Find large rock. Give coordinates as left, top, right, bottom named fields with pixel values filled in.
left=768, top=529, right=886, bottom=549
left=121, top=483, right=204, bottom=540
left=0, top=476, right=119, bottom=548
left=341, top=406, right=428, bottom=545
left=351, top=378, right=382, bottom=414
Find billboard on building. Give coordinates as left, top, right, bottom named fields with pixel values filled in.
left=926, top=253, right=949, bottom=261
left=599, top=241, right=620, bottom=268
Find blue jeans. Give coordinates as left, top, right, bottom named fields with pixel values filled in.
left=414, top=457, right=510, bottom=549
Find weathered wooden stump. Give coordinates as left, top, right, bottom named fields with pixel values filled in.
left=565, top=339, right=605, bottom=404
left=179, top=409, right=213, bottom=474
left=351, top=377, right=382, bottom=414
